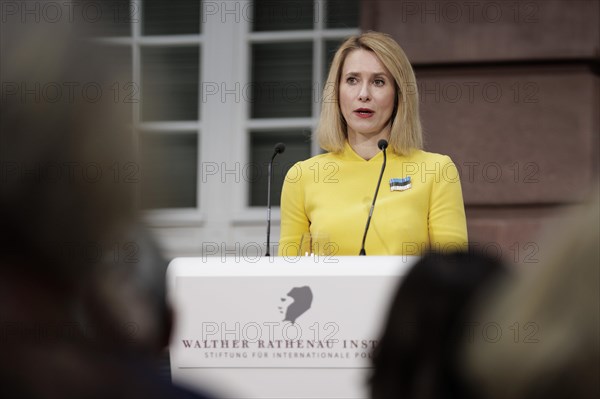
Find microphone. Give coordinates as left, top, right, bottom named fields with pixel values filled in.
left=359, top=139, right=388, bottom=256
left=265, top=142, right=286, bottom=256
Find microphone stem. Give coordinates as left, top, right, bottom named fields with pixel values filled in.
left=265, top=153, right=277, bottom=256
left=359, top=148, right=387, bottom=256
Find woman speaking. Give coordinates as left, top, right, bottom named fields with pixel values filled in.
left=278, top=32, right=468, bottom=256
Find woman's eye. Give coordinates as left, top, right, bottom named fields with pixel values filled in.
left=374, top=79, right=385, bottom=86
left=347, top=77, right=357, bottom=84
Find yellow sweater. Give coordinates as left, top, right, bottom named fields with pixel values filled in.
left=278, top=142, right=468, bottom=256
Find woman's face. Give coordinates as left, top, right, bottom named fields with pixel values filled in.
left=339, top=49, right=396, bottom=140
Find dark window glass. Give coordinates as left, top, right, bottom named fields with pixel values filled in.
left=141, top=46, right=200, bottom=121
left=251, top=42, right=313, bottom=118
left=143, top=0, right=201, bottom=35
left=85, top=0, right=132, bottom=37
left=324, top=39, right=344, bottom=80
left=249, top=130, right=312, bottom=206
left=253, top=0, right=314, bottom=31
left=326, top=0, right=359, bottom=28
left=140, top=133, right=198, bottom=209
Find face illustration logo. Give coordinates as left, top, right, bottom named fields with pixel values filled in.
left=278, top=286, right=313, bottom=323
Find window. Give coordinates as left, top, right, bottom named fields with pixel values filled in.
left=246, top=0, right=359, bottom=208
left=100, top=0, right=359, bottom=255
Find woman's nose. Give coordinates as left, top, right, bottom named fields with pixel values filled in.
left=358, top=83, right=371, bottom=102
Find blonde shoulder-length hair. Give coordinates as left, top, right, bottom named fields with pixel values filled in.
left=317, top=31, right=423, bottom=155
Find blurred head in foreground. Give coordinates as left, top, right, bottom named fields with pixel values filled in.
left=462, top=194, right=600, bottom=399
left=370, top=251, right=508, bottom=399
left=0, top=2, right=201, bottom=397
left=0, top=12, right=134, bottom=283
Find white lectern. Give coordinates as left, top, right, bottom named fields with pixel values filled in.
left=167, top=256, right=418, bottom=399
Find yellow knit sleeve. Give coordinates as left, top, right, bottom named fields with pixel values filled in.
left=428, top=155, right=469, bottom=252
left=278, top=162, right=309, bottom=256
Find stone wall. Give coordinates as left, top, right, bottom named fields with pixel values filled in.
left=362, top=0, right=599, bottom=263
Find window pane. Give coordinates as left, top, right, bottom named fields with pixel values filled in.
left=140, top=133, right=198, bottom=209
left=253, top=0, right=314, bottom=31
left=143, top=0, right=201, bottom=35
left=324, top=39, right=344, bottom=80
left=249, top=130, right=312, bottom=207
left=251, top=42, right=313, bottom=118
left=326, top=0, right=359, bottom=28
left=141, top=46, right=200, bottom=121
left=85, top=0, right=132, bottom=37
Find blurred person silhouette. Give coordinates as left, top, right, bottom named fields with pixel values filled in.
left=369, top=251, right=508, bottom=399
left=462, top=194, right=600, bottom=399
left=0, top=2, right=212, bottom=398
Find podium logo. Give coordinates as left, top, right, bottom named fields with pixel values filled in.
left=278, top=286, right=313, bottom=324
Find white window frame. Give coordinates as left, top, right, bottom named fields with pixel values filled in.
left=99, top=0, right=359, bottom=257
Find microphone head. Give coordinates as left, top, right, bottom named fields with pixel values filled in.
left=378, top=139, right=389, bottom=150
left=274, top=142, right=286, bottom=154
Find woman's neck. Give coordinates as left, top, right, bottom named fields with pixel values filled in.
left=347, top=130, right=390, bottom=160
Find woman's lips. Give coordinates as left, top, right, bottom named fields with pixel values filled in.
left=354, top=108, right=374, bottom=118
